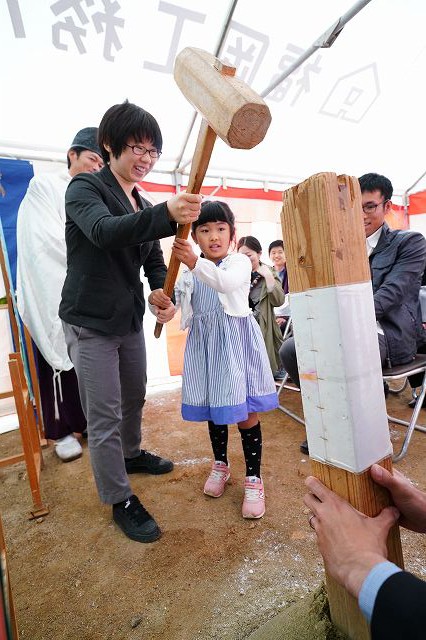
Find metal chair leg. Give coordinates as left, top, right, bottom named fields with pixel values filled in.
left=391, top=377, right=426, bottom=462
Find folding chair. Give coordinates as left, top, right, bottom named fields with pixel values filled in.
left=383, top=354, right=426, bottom=462
left=275, top=311, right=426, bottom=461
left=276, top=318, right=305, bottom=425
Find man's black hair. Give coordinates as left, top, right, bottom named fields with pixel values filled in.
left=268, top=239, right=284, bottom=254
left=98, top=100, right=162, bottom=164
left=359, top=173, right=393, bottom=201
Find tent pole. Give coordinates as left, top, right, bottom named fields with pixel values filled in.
left=260, top=0, right=373, bottom=98
left=403, top=169, right=426, bottom=226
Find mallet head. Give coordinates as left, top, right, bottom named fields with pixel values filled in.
left=174, top=47, right=271, bottom=149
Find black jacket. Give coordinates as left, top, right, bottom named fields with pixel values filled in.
left=59, top=165, right=176, bottom=335
left=370, top=223, right=426, bottom=366
left=371, top=570, right=426, bottom=639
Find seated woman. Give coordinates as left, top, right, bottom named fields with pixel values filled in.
left=237, top=235, right=284, bottom=377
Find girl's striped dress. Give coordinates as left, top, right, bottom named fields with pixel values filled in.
left=181, top=274, right=278, bottom=424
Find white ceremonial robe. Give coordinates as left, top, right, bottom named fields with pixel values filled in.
left=16, top=169, right=73, bottom=371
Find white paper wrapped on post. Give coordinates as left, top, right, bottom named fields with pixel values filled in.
left=291, top=282, right=392, bottom=472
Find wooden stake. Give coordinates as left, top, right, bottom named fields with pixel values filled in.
left=281, top=173, right=403, bottom=639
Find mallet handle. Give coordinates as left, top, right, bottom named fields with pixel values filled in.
left=154, top=120, right=217, bottom=338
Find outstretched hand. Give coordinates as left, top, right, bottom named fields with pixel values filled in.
left=304, top=475, right=399, bottom=598
left=370, top=463, right=426, bottom=533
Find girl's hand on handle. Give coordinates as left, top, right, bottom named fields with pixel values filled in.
left=154, top=302, right=176, bottom=324
left=166, top=193, right=202, bottom=225
left=172, top=237, right=198, bottom=270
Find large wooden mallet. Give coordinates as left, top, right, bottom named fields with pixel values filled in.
left=154, top=47, right=271, bottom=337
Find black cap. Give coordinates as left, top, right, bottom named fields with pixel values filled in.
left=69, top=127, right=102, bottom=158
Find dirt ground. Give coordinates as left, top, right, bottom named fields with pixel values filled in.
left=1, top=381, right=426, bottom=640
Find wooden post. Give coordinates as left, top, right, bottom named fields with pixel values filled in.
left=281, top=173, right=403, bottom=639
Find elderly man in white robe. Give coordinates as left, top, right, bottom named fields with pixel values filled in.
left=16, top=128, right=104, bottom=461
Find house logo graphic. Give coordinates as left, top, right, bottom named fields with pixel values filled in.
left=319, top=63, right=380, bottom=123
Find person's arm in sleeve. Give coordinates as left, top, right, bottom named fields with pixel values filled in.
left=65, top=175, right=201, bottom=249
left=192, top=253, right=251, bottom=293
left=374, top=233, right=426, bottom=320
left=358, top=561, right=402, bottom=623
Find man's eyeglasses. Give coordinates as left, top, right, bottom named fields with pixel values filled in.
left=362, top=199, right=388, bottom=214
left=125, top=144, right=162, bottom=159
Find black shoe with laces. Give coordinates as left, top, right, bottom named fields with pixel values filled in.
left=112, top=495, right=161, bottom=543
left=124, top=450, right=174, bottom=475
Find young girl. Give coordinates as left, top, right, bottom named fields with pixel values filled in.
left=172, top=201, right=278, bottom=519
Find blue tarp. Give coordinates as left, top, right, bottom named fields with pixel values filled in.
left=0, top=158, right=34, bottom=289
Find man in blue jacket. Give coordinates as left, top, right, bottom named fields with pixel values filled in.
left=280, top=173, right=426, bottom=454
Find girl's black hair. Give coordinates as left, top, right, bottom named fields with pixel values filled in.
left=192, top=200, right=236, bottom=240
left=237, top=235, right=262, bottom=254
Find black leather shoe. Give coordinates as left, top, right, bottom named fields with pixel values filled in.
left=113, top=495, right=160, bottom=543
left=300, top=440, right=309, bottom=455
left=125, top=450, right=174, bottom=475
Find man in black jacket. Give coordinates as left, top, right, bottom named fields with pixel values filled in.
left=59, top=101, right=201, bottom=543
left=304, top=465, right=426, bottom=639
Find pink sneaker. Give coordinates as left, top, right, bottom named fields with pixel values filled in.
left=242, top=476, right=265, bottom=519
left=203, top=461, right=231, bottom=498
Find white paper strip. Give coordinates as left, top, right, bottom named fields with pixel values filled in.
left=291, top=282, right=392, bottom=473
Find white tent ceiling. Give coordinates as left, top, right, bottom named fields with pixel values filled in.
left=1, top=0, right=426, bottom=194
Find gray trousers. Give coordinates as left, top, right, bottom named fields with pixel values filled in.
left=62, top=322, right=147, bottom=504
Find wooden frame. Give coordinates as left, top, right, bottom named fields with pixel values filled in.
left=0, top=222, right=48, bottom=518
left=5, top=353, right=48, bottom=519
